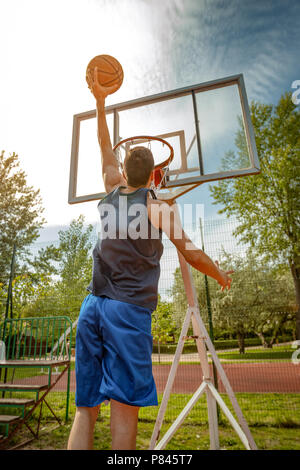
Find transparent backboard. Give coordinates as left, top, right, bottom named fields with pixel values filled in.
left=69, top=74, right=260, bottom=204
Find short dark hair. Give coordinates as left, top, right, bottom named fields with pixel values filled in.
left=124, top=146, right=154, bottom=187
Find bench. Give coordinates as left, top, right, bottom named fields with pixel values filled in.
left=0, top=316, right=73, bottom=449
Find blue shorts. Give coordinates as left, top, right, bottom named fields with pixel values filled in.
left=75, top=294, right=158, bottom=408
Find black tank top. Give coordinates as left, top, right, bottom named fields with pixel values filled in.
left=87, top=186, right=164, bottom=311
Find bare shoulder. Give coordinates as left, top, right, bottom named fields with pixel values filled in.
left=147, top=193, right=171, bottom=212
left=147, top=193, right=177, bottom=230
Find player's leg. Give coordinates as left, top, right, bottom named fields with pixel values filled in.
left=110, top=399, right=140, bottom=450
left=67, top=405, right=100, bottom=450
left=67, top=294, right=107, bottom=450
left=99, top=298, right=158, bottom=449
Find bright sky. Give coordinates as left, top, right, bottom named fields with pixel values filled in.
left=1, top=0, right=299, bottom=235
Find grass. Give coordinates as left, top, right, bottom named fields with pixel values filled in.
left=1, top=347, right=298, bottom=449
left=215, top=349, right=293, bottom=362
left=153, top=345, right=294, bottom=364
left=2, top=392, right=299, bottom=450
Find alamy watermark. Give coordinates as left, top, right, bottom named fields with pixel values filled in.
left=98, top=198, right=204, bottom=250
left=291, top=80, right=300, bottom=105
left=291, top=340, right=300, bottom=365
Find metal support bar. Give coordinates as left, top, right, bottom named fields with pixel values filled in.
left=155, top=381, right=208, bottom=450
left=149, top=307, right=193, bottom=449
left=191, top=90, right=204, bottom=176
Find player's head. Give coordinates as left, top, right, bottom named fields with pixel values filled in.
left=123, top=146, right=154, bottom=188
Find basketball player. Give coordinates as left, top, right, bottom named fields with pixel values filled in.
left=67, top=69, right=233, bottom=450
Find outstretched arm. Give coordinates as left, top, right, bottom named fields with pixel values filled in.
left=87, top=68, right=126, bottom=193
left=148, top=198, right=233, bottom=290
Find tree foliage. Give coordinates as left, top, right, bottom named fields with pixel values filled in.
left=152, top=296, right=177, bottom=344
left=171, top=249, right=295, bottom=352
left=211, top=252, right=295, bottom=351
left=1, top=216, right=94, bottom=323
left=209, top=92, right=300, bottom=338
left=0, top=151, right=45, bottom=284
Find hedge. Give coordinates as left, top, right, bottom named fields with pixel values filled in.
left=152, top=335, right=293, bottom=354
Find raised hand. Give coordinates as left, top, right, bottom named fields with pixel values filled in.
left=87, top=67, right=121, bottom=102
left=215, top=260, right=234, bottom=291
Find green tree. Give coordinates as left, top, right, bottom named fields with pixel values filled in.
left=57, top=215, right=93, bottom=287
left=171, top=249, right=295, bottom=352
left=26, top=245, right=61, bottom=278
left=152, top=296, right=177, bottom=362
left=171, top=265, right=219, bottom=331
left=152, top=297, right=177, bottom=343
left=53, top=216, right=93, bottom=322
left=11, top=274, right=54, bottom=319
left=20, top=216, right=94, bottom=322
left=210, top=92, right=300, bottom=338
left=212, top=252, right=295, bottom=352
left=0, top=151, right=45, bottom=284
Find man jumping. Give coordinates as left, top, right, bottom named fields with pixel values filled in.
left=67, top=69, right=233, bottom=450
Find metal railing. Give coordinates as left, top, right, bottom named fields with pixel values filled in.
left=0, top=316, right=72, bottom=361
left=0, top=316, right=73, bottom=424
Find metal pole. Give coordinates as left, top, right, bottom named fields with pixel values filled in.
left=199, top=220, right=214, bottom=339
left=5, top=243, right=16, bottom=321
left=191, top=90, right=204, bottom=176
left=199, top=219, right=220, bottom=415
left=2, top=244, right=16, bottom=389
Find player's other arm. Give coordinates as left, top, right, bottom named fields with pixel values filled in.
left=148, top=199, right=233, bottom=291
left=87, top=68, right=126, bottom=193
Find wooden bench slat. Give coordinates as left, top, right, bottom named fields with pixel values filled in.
left=0, top=415, right=20, bottom=424
left=0, top=360, right=69, bottom=367
left=0, top=398, right=35, bottom=406
left=0, top=383, right=48, bottom=392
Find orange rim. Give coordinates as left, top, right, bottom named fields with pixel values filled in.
left=113, top=135, right=174, bottom=170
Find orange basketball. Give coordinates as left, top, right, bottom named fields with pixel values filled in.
left=86, top=54, right=124, bottom=95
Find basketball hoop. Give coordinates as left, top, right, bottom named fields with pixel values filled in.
left=113, top=135, right=174, bottom=192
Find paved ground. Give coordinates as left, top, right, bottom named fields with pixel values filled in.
left=16, top=362, right=300, bottom=394
left=152, top=362, right=300, bottom=393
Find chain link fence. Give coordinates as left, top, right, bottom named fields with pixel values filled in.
left=141, top=217, right=300, bottom=446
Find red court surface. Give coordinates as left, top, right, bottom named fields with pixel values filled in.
left=14, top=362, right=300, bottom=394
left=152, top=363, right=300, bottom=393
